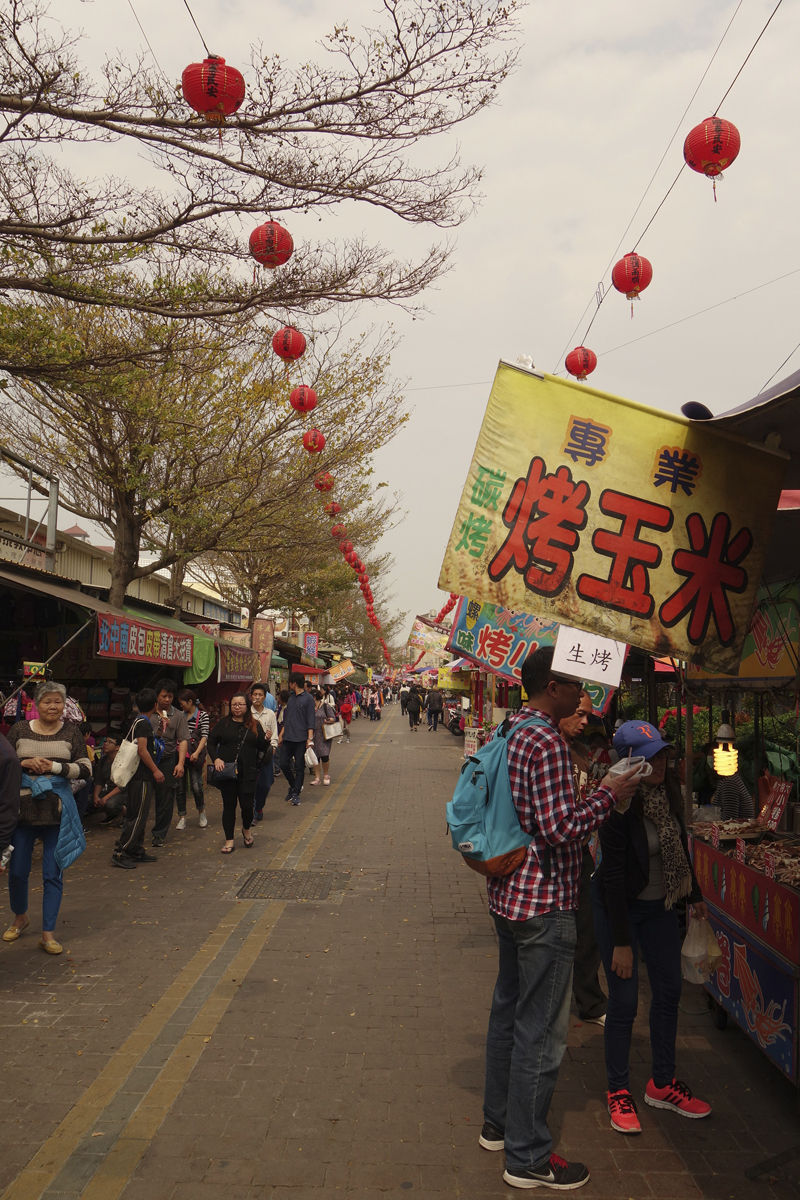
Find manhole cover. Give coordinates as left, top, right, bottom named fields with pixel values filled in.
left=237, top=870, right=334, bottom=901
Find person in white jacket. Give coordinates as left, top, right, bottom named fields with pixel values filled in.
left=250, top=684, right=279, bottom=821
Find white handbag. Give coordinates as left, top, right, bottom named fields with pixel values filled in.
left=305, top=746, right=319, bottom=768
left=323, top=720, right=343, bottom=739
left=111, top=723, right=140, bottom=787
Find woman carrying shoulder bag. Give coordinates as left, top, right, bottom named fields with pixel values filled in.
left=310, top=690, right=337, bottom=787
left=208, top=693, right=267, bottom=853
left=592, top=721, right=710, bottom=1135
left=5, top=681, right=91, bottom=953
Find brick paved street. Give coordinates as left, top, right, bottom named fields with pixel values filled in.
left=1, top=703, right=799, bottom=1200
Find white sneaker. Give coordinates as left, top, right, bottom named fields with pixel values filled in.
left=176, top=817, right=186, bottom=830
left=584, top=1014, right=606, bottom=1026
left=199, top=811, right=208, bottom=828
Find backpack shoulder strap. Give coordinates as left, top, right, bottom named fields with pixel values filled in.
left=499, top=713, right=551, bottom=740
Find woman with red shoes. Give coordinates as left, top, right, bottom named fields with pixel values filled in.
left=592, top=720, right=712, bottom=1135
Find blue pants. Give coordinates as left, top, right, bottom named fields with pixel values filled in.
left=254, top=757, right=274, bottom=812
left=591, top=881, right=682, bottom=1091
left=483, top=909, right=576, bottom=1170
left=8, top=824, right=63, bottom=933
left=280, top=740, right=306, bottom=797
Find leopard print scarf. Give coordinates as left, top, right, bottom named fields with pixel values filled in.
left=642, top=783, right=692, bottom=909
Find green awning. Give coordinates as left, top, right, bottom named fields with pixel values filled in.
left=271, top=653, right=289, bottom=668
left=124, top=605, right=217, bottom=686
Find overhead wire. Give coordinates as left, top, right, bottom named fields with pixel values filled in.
left=181, top=0, right=212, bottom=57
left=552, top=0, right=746, bottom=371
left=126, top=0, right=167, bottom=77
left=555, top=0, right=787, bottom=373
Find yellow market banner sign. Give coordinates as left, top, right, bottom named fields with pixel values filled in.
left=437, top=665, right=471, bottom=692
left=439, top=364, right=786, bottom=674
left=328, top=659, right=355, bottom=683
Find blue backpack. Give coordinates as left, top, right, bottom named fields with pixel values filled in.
left=446, top=715, right=550, bottom=878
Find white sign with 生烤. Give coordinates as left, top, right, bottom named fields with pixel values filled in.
left=551, top=624, right=626, bottom=688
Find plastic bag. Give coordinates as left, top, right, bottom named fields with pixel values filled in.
left=681, top=915, right=721, bottom=983
left=305, top=746, right=319, bottom=768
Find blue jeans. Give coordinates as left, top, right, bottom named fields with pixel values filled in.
left=484, top=909, right=577, bottom=1170
left=280, top=740, right=306, bottom=797
left=8, top=824, right=63, bottom=933
left=591, top=881, right=682, bottom=1091
left=177, top=760, right=205, bottom=815
left=254, top=757, right=274, bottom=812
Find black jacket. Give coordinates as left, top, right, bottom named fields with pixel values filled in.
left=593, top=772, right=702, bottom=946
left=0, top=732, right=21, bottom=853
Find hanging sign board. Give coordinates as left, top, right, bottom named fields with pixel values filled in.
left=97, top=613, right=193, bottom=666
left=438, top=364, right=787, bottom=673
left=551, top=625, right=626, bottom=688
left=328, top=659, right=355, bottom=683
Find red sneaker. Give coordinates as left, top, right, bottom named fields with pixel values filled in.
left=607, top=1088, right=641, bottom=1135
left=644, top=1078, right=711, bottom=1119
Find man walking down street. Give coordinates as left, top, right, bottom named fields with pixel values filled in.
left=399, top=683, right=409, bottom=715
left=426, top=685, right=443, bottom=732
left=560, top=690, right=607, bottom=1027
left=251, top=683, right=279, bottom=820
left=278, top=673, right=316, bottom=806
left=149, top=679, right=189, bottom=848
left=481, top=648, right=638, bottom=1190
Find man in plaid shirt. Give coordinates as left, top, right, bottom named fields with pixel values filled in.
left=480, top=647, right=638, bottom=1191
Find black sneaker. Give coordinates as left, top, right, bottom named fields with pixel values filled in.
left=503, top=1154, right=590, bottom=1190
left=479, top=1120, right=505, bottom=1151
left=127, top=851, right=158, bottom=863
left=151, top=837, right=165, bottom=848
left=111, top=854, right=137, bottom=870
left=285, top=789, right=294, bottom=802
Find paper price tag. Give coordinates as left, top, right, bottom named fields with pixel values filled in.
left=711, top=823, right=720, bottom=850
left=764, top=851, right=776, bottom=880
left=735, top=838, right=745, bottom=864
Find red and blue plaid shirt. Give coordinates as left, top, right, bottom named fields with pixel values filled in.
left=486, top=708, right=615, bottom=921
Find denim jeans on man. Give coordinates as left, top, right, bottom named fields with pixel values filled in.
left=484, top=909, right=577, bottom=1171
left=177, top=760, right=205, bottom=816
left=591, top=881, right=682, bottom=1091
left=280, top=741, right=306, bottom=798
left=9, top=824, right=63, bottom=932
left=254, top=757, right=274, bottom=814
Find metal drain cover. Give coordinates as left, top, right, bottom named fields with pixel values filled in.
left=237, top=870, right=334, bottom=901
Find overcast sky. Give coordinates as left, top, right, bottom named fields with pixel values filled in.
left=17, top=0, right=800, bottom=641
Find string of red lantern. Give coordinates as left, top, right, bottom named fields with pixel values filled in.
left=434, top=593, right=458, bottom=624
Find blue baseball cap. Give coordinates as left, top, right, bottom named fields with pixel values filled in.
left=613, top=720, right=672, bottom=761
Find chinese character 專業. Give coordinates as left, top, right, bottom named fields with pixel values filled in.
left=591, top=648, right=613, bottom=672
left=120, top=622, right=129, bottom=655
left=456, top=512, right=493, bottom=559
left=563, top=417, right=612, bottom=467
left=471, top=466, right=507, bottom=511
left=653, top=447, right=702, bottom=496
left=659, top=512, right=752, bottom=646
left=476, top=626, right=514, bottom=669
left=567, top=643, right=585, bottom=664
left=99, top=618, right=110, bottom=653
left=577, top=489, right=673, bottom=617
left=488, top=457, right=590, bottom=596
left=455, top=628, right=475, bottom=653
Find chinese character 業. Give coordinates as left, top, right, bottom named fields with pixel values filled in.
left=456, top=512, right=493, bottom=559
left=455, top=628, right=475, bottom=653
left=577, top=489, right=673, bottom=617
left=488, top=457, right=590, bottom=596
left=591, top=648, right=613, bottom=672
left=660, top=512, right=752, bottom=646
left=653, top=447, right=702, bottom=496
left=563, top=416, right=612, bottom=467
left=567, top=643, right=585, bottom=663
left=476, top=626, right=514, bottom=669
left=471, top=466, right=507, bottom=511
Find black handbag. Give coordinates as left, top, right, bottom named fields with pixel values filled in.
left=206, top=722, right=249, bottom=785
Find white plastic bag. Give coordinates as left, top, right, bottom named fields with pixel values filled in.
left=111, top=724, right=140, bottom=788
left=305, top=746, right=319, bottom=768
left=681, top=916, right=721, bottom=983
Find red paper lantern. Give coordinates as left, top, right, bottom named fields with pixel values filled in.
left=684, top=117, right=741, bottom=179
left=273, top=326, right=306, bottom=361
left=358, top=574, right=369, bottom=584
left=314, top=472, right=335, bottom=492
left=612, top=253, right=653, bottom=301
left=565, top=346, right=598, bottom=380
left=324, top=502, right=342, bottom=516
left=339, top=540, right=353, bottom=555
left=289, top=385, right=317, bottom=413
left=182, top=57, right=245, bottom=121
left=346, top=551, right=358, bottom=566
left=249, top=222, right=293, bottom=267
left=302, top=429, right=325, bottom=454
left=331, top=524, right=346, bottom=539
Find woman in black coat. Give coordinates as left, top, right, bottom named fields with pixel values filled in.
left=592, top=720, right=710, bottom=1135
left=208, top=693, right=268, bottom=853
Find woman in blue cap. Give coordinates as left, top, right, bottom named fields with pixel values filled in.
left=592, top=719, right=710, bottom=1135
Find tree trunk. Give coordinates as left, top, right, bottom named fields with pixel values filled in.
left=108, top=512, right=140, bottom=608
left=167, top=559, right=187, bottom=617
